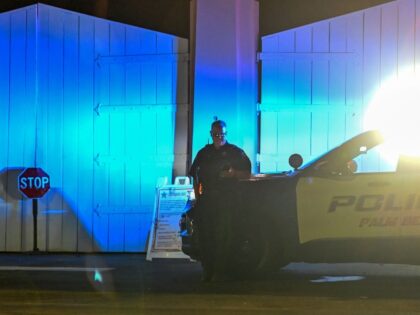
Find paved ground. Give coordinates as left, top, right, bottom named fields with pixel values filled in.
left=0, top=254, right=420, bottom=314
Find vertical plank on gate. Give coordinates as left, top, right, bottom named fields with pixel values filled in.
left=125, top=26, right=141, bottom=105
left=7, top=9, right=27, bottom=251
left=140, top=111, right=157, bottom=212
left=363, top=7, right=381, bottom=109
left=261, top=35, right=279, bottom=104
left=93, top=18, right=110, bottom=251
left=311, top=112, right=329, bottom=157
left=140, top=29, right=156, bottom=54
left=141, top=64, right=157, bottom=104
left=295, top=26, right=312, bottom=105
left=261, top=60, right=279, bottom=104
left=277, top=31, right=294, bottom=52
left=259, top=111, right=278, bottom=172
left=312, top=20, right=330, bottom=105
left=62, top=12, right=79, bottom=251
left=157, top=32, right=173, bottom=54
left=398, top=0, right=415, bottom=72
left=261, top=34, right=278, bottom=52
left=21, top=6, right=37, bottom=251
left=124, top=111, right=142, bottom=252
left=108, top=111, right=125, bottom=252
left=278, top=60, right=294, bottom=105
left=139, top=29, right=158, bottom=249
left=329, top=18, right=346, bottom=107
left=328, top=111, right=346, bottom=149
left=0, top=11, right=10, bottom=251
left=295, top=60, right=311, bottom=105
left=312, top=21, right=329, bottom=52
left=275, top=32, right=293, bottom=108
left=329, top=59, right=346, bottom=106
left=346, top=111, right=361, bottom=140
left=157, top=31, right=175, bottom=161
left=278, top=111, right=294, bottom=170
left=345, top=12, right=364, bottom=108
left=23, top=7, right=37, bottom=167
left=140, top=162, right=156, bottom=250
left=260, top=111, right=278, bottom=154
left=381, top=3, right=398, bottom=82
left=138, top=213, right=152, bottom=251
left=294, top=112, right=311, bottom=160
left=157, top=34, right=173, bottom=105
left=36, top=4, right=49, bottom=251
left=330, top=18, right=346, bottom=53
left=312, top=60, right=329, bottom=105
left=108, top=23, right=125, bottom=252
left=77, top=15, right=95, bottom=252
left=362, top=6, right=381, bottom=171
left=295, top=26, right=311, bottom=53
left=124, top=25, right=142, bottom=252
left=46, top=8, right=64, bottom=251
left=157, top=109, right=174, bottom=157
left=140, top=29, right=157, bottom=106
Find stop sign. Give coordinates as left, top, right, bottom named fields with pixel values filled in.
left=18, top=168, right=50, bottom=199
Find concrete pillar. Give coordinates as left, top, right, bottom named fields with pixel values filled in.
left=190, top=0, right=259, bottom=171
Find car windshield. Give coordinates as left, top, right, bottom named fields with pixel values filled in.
left=299, top=130, right=384, bottom=175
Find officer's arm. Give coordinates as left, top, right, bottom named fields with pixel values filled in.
left=189, top=152, right=203, bottom=197
left=219, top=168, right=250, bottom=179
left=219, top=151, right=251, bottom=179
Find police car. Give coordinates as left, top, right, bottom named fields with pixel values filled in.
left=180, top=130, right=420, bottom=276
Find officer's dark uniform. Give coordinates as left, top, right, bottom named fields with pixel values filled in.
left=189, top=142, right=251, bottom=281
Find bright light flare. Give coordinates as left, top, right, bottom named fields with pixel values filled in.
left=364, top=72, right=420, bottom=157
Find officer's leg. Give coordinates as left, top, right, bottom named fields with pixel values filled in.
left=211, top=191, right=235, bottom=280
left=197, top=196, right=215, bottom=281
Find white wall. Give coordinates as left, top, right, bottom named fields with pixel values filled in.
left=191, top=0, right=259, bottom=170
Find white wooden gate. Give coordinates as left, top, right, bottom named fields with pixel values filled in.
left=93, top=24, right=189, bottom=251
left=0, top=4, right=188, bottom=252
left=259, top=0, right=419, bottom=172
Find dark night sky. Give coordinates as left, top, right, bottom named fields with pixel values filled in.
left=0, top=0, right=394, bottom=38
left=0, top=0, right=190, bottom=38
left=259, top=0, right=394, bottom=36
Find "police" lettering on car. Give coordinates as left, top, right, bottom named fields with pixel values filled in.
left=328, top=194, right=420, bottom=212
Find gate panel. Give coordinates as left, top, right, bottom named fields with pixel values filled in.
left=0, top=4, right=188, bottom=252
left=93, top=24, right=187, bottom=252
left=259, top=1, right=420, bottom=172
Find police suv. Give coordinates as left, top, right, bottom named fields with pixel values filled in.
left=180, top=130, right=420, bottom=276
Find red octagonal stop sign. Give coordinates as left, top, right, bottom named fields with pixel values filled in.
left=18, top=168, right=50, bottom=199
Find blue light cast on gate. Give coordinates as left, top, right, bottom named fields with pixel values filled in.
left=0, top=4, right=185, bottom=252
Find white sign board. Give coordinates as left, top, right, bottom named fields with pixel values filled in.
left=146, top=177, right=194, bottom=260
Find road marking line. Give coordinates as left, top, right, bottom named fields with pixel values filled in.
left=311, top=275, right=365, bottom=283
left=0, top=266, right=113, bottom=272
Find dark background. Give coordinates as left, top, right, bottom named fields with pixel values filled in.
left=0, top=0, right=394, bottom=38
left=259, top=0, right=393, bottom=36
left=0, top=0, right=190, bottom=37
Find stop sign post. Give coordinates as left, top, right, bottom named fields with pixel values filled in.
left=18, top=168, right=50, bottom=252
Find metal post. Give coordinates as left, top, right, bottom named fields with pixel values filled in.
left=32, top=199, right=39, bottom=252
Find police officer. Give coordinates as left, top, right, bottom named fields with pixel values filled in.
left=189, top=120, right=251, bottom=281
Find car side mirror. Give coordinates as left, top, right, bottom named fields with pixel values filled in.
left=289, top=153, right=303, bottom=170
